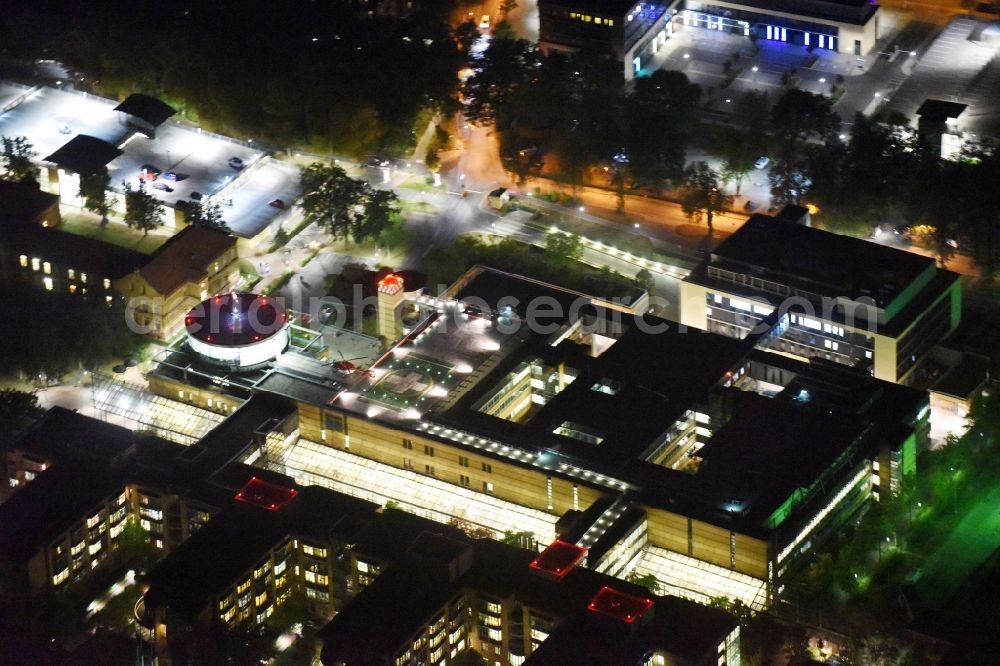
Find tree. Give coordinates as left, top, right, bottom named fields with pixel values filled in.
left=352, top=188, right=400, bottom=244
left=183, top=200, right=228, bottom=230
left=719, top=150, right=755, bottom=198
left=78, top=167, right=114, bottom=227
left=121, top=180, right=165, bottom=236
left=677, top=162, right=733, bottom=230
left=770, top=90, right=840, bottom=152
left=635, top=268, right=655, bottom=294
left=626, top=571, right=660, bottom=595
left=768, top=159, right=812, bottom=207
left=545, top=231, right=583, bottom=261
left=462, top=37, right=540, bottom=127
left=624, top=71, right=701, bottom=187
left=854, top=634, right=912, bottom=666
left=455, top=21, right=482, bottom=56
left=300, top=162, right=370, bottom=239
left=0, top=135, right=38, bottom=183
left=0, top=389, right=42, bottom=448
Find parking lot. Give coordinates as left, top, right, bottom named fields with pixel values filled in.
left=642, top=11, right=921, bottom=122
left=0, top=84, right=301, bottom=238
left=0, top=86, right=122, bottom=156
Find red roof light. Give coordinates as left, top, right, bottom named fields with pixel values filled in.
left=530, top=540, right=587, bottom=579
left=586, top=586, right=654, bottom=624
left=234, top=477, right=298, bottom=511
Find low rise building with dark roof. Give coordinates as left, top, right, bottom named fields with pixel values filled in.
left=681, top=212, right=962, bottom=384
left=113, top=94, right=176, bottom=136
left=43, top=134, right=123, bottom=175
left=0, top=180, right=146, bottom=297
left=114, top=225, right=239, bottom=339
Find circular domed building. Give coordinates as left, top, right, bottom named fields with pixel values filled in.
left=184, top=292, right=289, bottom=371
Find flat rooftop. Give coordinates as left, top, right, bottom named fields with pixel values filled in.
left=697, top=214, right=935, bottom=307
left=0, top=83, right=300, bottom=238
left=716, top=0, right=878, bottom=25
left=319, top=536, right=736, bottom=665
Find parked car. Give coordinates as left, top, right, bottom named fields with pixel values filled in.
left=754, top=156, right=770, bottom=169
left=190, top=191, right=203, bottom=201
left=228, top=157, right=245, bottom=169
left=152, top=182, right=174, bottom=192
left=139, top=164, right=160, bottom=182
left=269, top=198, right=285, bottom=209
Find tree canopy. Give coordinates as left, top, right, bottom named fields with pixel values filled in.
left=0, top=135, right=37, bottom=183
left=678, top=162, right=733, bottom=230
left=78, top=167, right=114, bottom=226
left=122, top=180, right=165, bottom=235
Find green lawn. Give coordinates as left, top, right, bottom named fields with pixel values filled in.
left=398, top=174, right=441, bottom=193
left=398, top=199, right=438, bottom=216
left=915, top=482, right=1000, bottom=606
left=60, top=213, right=169, bottom=254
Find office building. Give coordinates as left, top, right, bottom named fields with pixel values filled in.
left=538, top=0, right=667, bottom=61
left=680, top=213, right=961, bottom=385
left=559, top=0, right=885, bottom=78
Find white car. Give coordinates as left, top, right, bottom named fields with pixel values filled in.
left=754, top=156, right=770, bottom=169
left=479, top=14, right=491, bottom=30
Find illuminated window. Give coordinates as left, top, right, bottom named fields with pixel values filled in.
left=81, top=273, right=87, bottom=284
left=483, top=481, right=494, bottom=493
left=103, top=278, right=110, bottom=289
left=52, top=569, right=69, bottom=586
left=31, top=257, right=40, bottom=271
left=105, top=295, right=113, bottom=305
left=43, top=261, right=51, bottom=274
left=69, top=284, right=77, bottom=294
left=19, top=255, right=27, bottom=268
left=43, top=277, right=53, bottom=291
